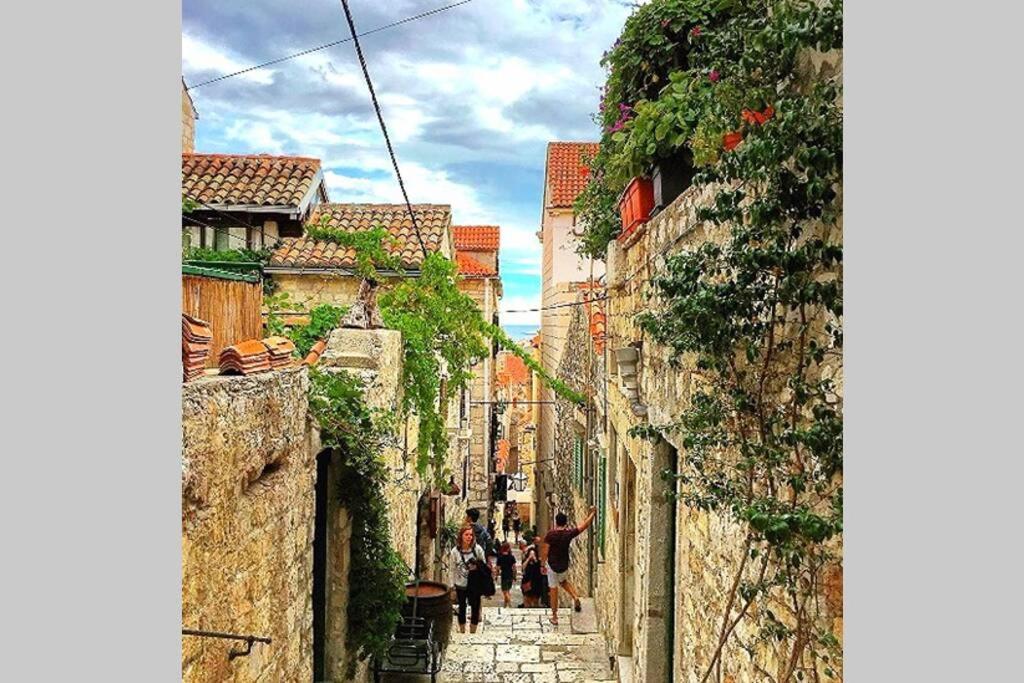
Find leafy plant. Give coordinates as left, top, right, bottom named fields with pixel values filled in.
left=289, top=303, right=347, bottom=357
left=307, top=368, right=407, bottom=676
left=610, top=1, right=844, bottom=680
left=306, top=219, right=402, bottom=279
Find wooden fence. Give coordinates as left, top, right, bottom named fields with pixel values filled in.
left=182, top=273, right=262, bottom=367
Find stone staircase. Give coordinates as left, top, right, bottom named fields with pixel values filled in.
left=439, top=598, right=615, bottom=682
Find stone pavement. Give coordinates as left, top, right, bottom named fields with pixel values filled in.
left=441, top=600, right=615, bottom=682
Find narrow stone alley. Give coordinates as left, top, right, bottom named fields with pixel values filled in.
left=441, top=600, right=614, bottom=683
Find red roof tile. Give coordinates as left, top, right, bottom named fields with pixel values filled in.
left=499, top=355, right=529, bottom=385
left=182, top=153, right=323, bottom=208
left=270, top=203, right=452, bottom=271
left=545, top=142, right=599, bottom=208
left=453, top=225, right=500, bottom=251
left=455, top=251, right=497, bottom=277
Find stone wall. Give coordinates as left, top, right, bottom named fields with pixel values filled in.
left=596, top=179, right=844, bottom=682
left=268, top=272, right=361, bottom=312
left=320, top=327, right=422, bottom=572
left=182, top=367, right=317, bottom=683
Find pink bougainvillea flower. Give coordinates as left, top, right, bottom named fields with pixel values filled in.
left=619, top=103, right=632, bottom=113
left=723, top=131, right=743, bottom=151
left=709, top=70, right=720, bottom=82
left=690, top=26, right=702, bottom=37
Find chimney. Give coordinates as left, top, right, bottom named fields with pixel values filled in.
left=181, top=79, right=197, bottom=153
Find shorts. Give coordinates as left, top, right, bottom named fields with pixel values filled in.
left=545, top=562, right=569, bottom=586
left=501, top=578, right=513, bottom=592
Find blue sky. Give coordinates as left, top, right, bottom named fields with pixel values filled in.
left=183, top=0, right=633, bottom=329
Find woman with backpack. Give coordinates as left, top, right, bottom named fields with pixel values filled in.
left=520, top=532, right=544, bottom=608
left=449, top=525, right=487, bottom=633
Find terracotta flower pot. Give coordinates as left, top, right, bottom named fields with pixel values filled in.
left=618, top=176, right=655, bottom=243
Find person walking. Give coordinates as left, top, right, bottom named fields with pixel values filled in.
left=541, top=506, right=597, bottom=625
left=465, top=508, right=492, bottom=565
left=520, top=532, right=543, bottom=608
left=449, top=525, right=486, bottom=633
left=501, top=512, right=511, bottom=542
left=494, top=541, right=517, bottom=608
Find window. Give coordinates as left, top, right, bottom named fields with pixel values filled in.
left=214, top=225, right=230, bottom=251
left=608, top=427, right=619, bottom=525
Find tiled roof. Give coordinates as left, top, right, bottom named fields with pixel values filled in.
left=182, top=153, right=323, bottom=208
left=498, top=354, right=529, bottom=386
left=455, top=251, right=497, bottom=277
left=545, top=142, right=599, bottom=208
left=453, top=225, right=500, bottom=251
left=269, top=203, right=451, bottom=270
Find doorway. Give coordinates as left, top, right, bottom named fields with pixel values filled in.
left=618, top=451, right=637, bottom=657
left=312, top=449, right=331, bottom=682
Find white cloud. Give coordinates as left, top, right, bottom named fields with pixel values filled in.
left=182, top=33, right=275, bottom=85
left=499, top=294, right=542, bottom=327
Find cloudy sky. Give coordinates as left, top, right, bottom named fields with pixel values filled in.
left=182, top=0, right=633, bottom=331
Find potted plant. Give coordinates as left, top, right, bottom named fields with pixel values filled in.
left=617, top=176, right=655, bottom=242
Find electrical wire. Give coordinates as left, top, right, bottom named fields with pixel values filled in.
left=336, top=0, right=429, bottom=258
left=186, top=0, right=476, bottom=90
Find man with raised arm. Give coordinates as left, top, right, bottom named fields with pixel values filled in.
left=541, top=506, right=597, bottom=625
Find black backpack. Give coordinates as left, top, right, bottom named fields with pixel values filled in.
left=463, top=550, right=496, bottom=597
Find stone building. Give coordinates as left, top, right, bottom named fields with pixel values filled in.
left=267, top=203, right=455, bottom=311
left=181, top=152, right=329, bottom=252
left=536, top=141, right=604, bottom=538
left=182, top=78, right=197, bottom=153
left=578, top=183, right=844, bottom=682
left=451, top=225, right=501, bottom=516
left=182, top=328, right=435, bottom=683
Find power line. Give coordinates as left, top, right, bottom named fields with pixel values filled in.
left=501, top=295, right=607, bottom=314
left=186, top=0, right=476, bottom=90
left=336, top=0, right=429, bottom=258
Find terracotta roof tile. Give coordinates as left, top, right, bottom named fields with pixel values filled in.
left=453, top=225, right=500, bottom=251
left=270, top=203, right=451, bottom=271
left=545, top=142, right=599, bottom=208
left=455, top=251, right=497, bottom=277
left=182, top=153, right=322, bottom=208
left=497, top=354, right=529, bottom=386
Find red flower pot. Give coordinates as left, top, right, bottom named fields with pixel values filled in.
left=618, top=176, right=655, bottom=242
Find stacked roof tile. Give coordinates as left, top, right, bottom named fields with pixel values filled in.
left=453, top=225, right=500, bottom=251
left=182, top=314, right=213, bottom=382
left=263, top=336, right=296, bottom=369
left=219, top=339, right=272, bottom=375
left=545, top=142, right=599, bottom=208
left=181, top=153, right=323, bottom=208
left=270, top=203, right=452, bottom=270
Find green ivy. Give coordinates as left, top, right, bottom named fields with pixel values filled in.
left=301, top=224, right=588, bottom=484
left=307, top=368, right=406, bottom=676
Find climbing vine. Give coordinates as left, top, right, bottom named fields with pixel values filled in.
left=307, top=367, right=407, bottom=676
left=300, top=222, right=586, bottom=483
left=602, top=1, right=844, bottom=681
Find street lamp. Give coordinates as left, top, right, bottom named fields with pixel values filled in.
left=509, top=472, right=528, bottom=492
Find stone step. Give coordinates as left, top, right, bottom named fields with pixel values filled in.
left=570, top=597, right=598, bottom=634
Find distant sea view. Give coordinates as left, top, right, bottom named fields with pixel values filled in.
left=502, top=324, right=539, bottom=343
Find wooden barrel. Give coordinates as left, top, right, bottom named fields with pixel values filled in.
left=402, top=581, right=453, bottom=651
